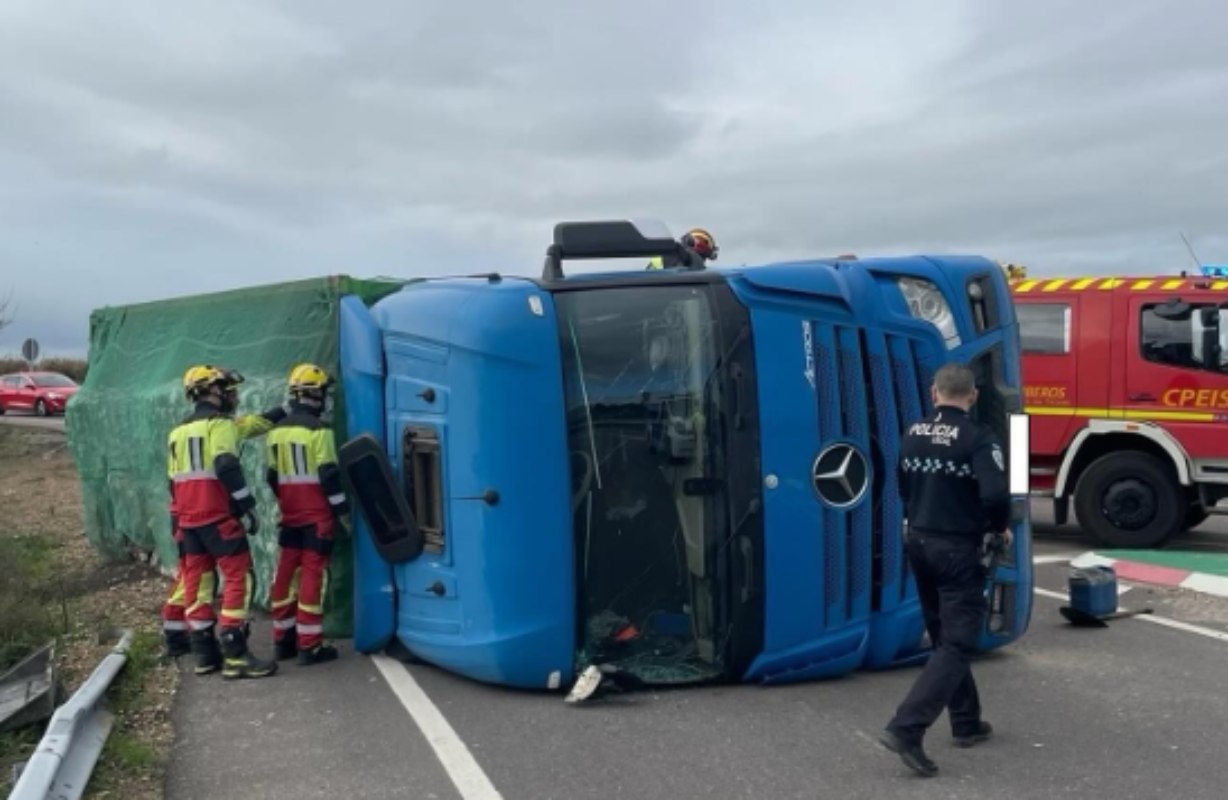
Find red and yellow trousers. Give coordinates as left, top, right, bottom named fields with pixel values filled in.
left=161, top=529, right=212, bottom=637
left=173, top=518, right=254, bottom=634
left=270, top=521, right=334, bottom=650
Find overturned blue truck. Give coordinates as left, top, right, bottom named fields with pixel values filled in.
left=337, top=220, right=1033, bottom=691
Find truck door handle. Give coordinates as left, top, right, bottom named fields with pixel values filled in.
left=1128, top=392, right=1155, bottom=402
left=427, top=581, right=446, bottom=597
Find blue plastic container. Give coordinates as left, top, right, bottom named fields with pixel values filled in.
left=1069, top=566, right=1117, bottom=618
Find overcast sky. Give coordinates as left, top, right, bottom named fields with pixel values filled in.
left=2, top=0, right=1226, bottom=357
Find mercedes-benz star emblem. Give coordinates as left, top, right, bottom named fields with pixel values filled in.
left=812, top=443, right=870, bottom=508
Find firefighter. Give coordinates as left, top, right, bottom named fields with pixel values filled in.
left=169, top=365, right=278, bottom=679
left=878, top=362, right=1011, bottom=777
left=646, top=228, right=719, bottom=270
left=680, top=227, right=718, bottom=264
left=265, top=363, right=349, bottom=665
left=161, top=376, right=286, bottom=659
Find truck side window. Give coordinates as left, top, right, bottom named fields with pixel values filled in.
left=1017, top=303, right=1070, bottom=354
left=1141, top=304, right=1205, bottom=371
left=404, top=427, right=445, bottom=553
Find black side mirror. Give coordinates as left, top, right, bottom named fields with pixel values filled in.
left=338, top=433, right=424, bottom=563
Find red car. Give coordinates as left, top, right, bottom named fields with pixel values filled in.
left=0, top=371, right=79, bottom=416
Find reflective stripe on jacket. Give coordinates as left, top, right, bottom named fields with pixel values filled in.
left=168, top=410, right=250, bottom=528
left=265, top=411, right=349, bottom=526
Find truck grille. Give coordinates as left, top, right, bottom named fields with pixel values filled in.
left=813, top=322, right=931, bottom=628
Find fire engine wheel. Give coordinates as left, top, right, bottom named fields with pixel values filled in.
left=1075, top=452, right=1183, bottom=548
left=1184, top=506, right=1209, bottom=531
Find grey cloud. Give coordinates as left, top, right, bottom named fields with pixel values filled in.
left=2, top=0, right=1227, bottom=356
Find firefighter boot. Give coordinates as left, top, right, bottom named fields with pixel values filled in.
left=297, top=643, right=339, bottom=666
left=220, top=627, right=278, bottom=680
left=163, top=630, right=190, bottom=659
left=189, top=630, right=222, bottom=676
left=275, top=628, right=298, bottom=661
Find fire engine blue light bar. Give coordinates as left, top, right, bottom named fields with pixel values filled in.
left=1008, top=413, right=1030, bottom=495
left=1200, top=265, right=1228, bottom=278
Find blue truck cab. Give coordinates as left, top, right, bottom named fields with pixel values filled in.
left=338, top=220, right=1032, bottom=691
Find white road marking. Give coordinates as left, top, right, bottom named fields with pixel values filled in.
left=371, top=654, right=504, bottom=800
left=1135, top=614, right=1228, bottom=643
left=1032, top=588, right=1228, bottom=643
left=1180, top=572, right=1228, bottom=599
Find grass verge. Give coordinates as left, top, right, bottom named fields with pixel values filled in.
left=1, top=425, right=175, bottom=799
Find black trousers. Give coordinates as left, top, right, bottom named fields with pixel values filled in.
left=887, top=530, right=988, bottom=744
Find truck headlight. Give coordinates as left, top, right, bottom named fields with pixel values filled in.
left=896, top=277, right=961, bottom=348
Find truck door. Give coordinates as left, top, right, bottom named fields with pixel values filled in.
left=1017, top=294, right=1083, bottom=455
left=383, top=350, right=460, bottom=642
left=340, top=333, right=485, bottom=649
left=1124, top=293, right=1228, bottom=447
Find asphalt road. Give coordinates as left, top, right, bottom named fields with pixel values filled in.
left=0, top=412, right=65, bottom=430
left=166, top=516, right=1228, bottom=800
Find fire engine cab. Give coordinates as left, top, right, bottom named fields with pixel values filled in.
left=1011, top=266, right=1228, bottom=547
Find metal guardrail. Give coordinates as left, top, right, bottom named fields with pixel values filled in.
left=8, top=630, right=133, bottom=800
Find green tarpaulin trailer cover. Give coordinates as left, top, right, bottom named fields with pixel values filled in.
left=66, top=276, right=403, bottom=637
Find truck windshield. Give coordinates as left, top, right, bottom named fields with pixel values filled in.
left=557, top=283, right=733, bottom=682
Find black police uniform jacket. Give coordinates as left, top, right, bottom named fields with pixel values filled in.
left=898, top=405, right=1010, bottom=537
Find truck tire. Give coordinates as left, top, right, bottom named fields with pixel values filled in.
left=1074, top=452, right=1183, bottom=548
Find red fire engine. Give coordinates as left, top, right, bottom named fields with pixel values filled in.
left=1011, top=270, right=1228, bottom=547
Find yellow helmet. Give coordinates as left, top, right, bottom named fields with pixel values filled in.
left=183, top=364, right=243, bottom=399
left=183, top=364, right=223, bottom=396
left=288, top=363, right=331, bottom=395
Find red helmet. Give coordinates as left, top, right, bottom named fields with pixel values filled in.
left=681, top=228, right=718, bottom=261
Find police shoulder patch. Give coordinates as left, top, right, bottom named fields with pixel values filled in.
left=992, top=444, right=1004, bottom=471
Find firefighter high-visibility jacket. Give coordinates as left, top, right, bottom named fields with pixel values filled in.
left=167, top=406, right=260, bottom=529
left=168, top=408, right=284, bottom=532
left=264, top=410, right=350, bottom=527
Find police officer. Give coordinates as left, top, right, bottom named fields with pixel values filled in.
left=878, top=362, right=1011, bottom=777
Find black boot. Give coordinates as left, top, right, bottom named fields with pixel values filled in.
left=954, top=721, right=993, bottom=748
left=297, top=643, right=339, bottom=666
left=220, top=627, right=278, bottom=680
left=878, top=729, right=938, bottom=777
left=275, top=628, right=298, bottom=661
left=189, top=630, right=222, bottom=676
left=163, top=629, right=190, bottom=659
